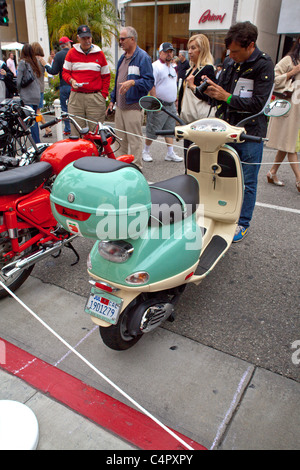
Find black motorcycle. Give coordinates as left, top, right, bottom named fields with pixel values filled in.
left=0, top=97, right=48, bottom=171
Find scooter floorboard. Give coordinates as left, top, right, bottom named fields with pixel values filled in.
left=195, top=235, right=228, bottom=276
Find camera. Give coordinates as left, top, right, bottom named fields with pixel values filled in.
left=197, top=78, right=209, bottom=93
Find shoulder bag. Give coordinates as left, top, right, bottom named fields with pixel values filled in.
left=180, top=67, right=215, bottom=123
left=20, top=61, right=35, bottom=88
left=273, top=56, right=297, bottom=99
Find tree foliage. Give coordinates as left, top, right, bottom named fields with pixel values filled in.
left=45, top=0, right=119, bottom=48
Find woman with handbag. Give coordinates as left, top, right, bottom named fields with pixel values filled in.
left=178, top=34, right=216, bottom=162
left=31, top=42, right=52, bottom=138
left=266, top=37, right=300, bottom=192
left=17, top=43, right=41, bottom=143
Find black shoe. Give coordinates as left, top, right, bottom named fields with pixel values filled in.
left=43, top=132, right=52, bottom=138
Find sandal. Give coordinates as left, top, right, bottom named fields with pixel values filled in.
left=267, top=171, right=284, bottom=186
left=43, top=132, right=52, bottom=138
left=296, top=181, right=300, bottom=193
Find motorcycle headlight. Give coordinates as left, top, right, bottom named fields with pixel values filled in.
left=98, top=240, right=134, bottom=263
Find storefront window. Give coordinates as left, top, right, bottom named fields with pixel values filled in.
left=124, top=1, right=190, bottom=60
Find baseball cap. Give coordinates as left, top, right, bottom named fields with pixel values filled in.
left=159, top=42, right=175, bottom=52
left=59, top=36, right=73, bottom=44
left=77, top=25, right=92, bottom=37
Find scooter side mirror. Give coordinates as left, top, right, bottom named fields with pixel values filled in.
left=139, top=96, right=162, bottom=112
left=264, top=99, right=291, bottom=117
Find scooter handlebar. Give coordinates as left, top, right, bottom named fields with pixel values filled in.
left=240, top=132, right=263, bottom=143
left=99, top=128, right=108, bottom=146
left=40, top=118, right=58, bottom=130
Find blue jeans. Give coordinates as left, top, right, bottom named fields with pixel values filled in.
left=231, top=141, right=264, bottom=229
left=60, top=85, right=71, bottom=133
left=29, top=104, right=40, bottom=144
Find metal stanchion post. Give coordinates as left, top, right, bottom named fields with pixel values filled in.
left=54, top=99, right=63, bottom=141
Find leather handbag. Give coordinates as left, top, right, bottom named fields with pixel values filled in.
left=20, top=61, right=35, bottom=88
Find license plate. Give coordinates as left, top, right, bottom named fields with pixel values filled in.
left=85, top=288, right=123, bottom=325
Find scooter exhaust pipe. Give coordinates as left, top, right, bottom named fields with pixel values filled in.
left=1, top=235, right=77, bottom=278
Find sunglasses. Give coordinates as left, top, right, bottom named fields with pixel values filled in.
left=119, top=36, right=133, bottom=42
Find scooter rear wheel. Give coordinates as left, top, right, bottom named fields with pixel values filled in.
left=99, top=304, right=143, bottom=351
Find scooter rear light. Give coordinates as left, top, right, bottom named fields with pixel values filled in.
left=95, top=282, right=113, bottom=293
left=88, top=279, right=119, bottom=293
left=98, top=240, right=134, bottom=263
left=55, top=204, right=91, bottom=221
left=125, top=271, right=150, bottom=285
left=185, top=271, right=194, bottom=280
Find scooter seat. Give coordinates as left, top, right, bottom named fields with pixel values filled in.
left=0, top=161, right=53, bottom=196
left=150, top=175, right=199, bottom=225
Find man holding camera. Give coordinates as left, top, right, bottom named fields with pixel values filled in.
left=205, top=22, right=274, bottom=242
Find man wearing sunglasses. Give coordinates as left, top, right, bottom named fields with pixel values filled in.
left=107, top=26, right=154, bottom=169
left=143, top=42, right=183, bottom=163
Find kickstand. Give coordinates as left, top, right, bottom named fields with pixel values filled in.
left=65, top=241, right=80, bottom=266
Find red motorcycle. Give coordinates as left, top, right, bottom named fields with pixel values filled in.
left=37, top=113, right=135, bottom=171
left=0, top=115, right=134, bottom=298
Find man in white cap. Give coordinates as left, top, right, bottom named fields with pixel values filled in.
left=143, top=42, right=183, bottom=163
left=40, top=36, right=73, bottom=135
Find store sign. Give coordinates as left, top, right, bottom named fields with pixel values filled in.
left=189, top=0, right=234, bottom=31
left=198, top=9, right=226, bottom=24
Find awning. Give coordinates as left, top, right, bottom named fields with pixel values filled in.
left=1, top=42, right=24, bottom=51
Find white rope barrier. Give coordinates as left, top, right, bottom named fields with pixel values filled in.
left=109, top=124, right=300, bottom=166
left=0, top=280, right=195, bottom=451
left=61, top=110, right=299, bottom=167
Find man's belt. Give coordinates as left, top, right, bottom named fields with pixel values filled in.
left=76, top=90, right=101, bottom=94
left=159, top=100, right=174, bottom=106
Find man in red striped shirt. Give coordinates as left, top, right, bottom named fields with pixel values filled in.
left=62, top=25, right=110, bottom=133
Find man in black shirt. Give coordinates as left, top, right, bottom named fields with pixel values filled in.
left=177, top=50, right=189, bottom=84
left=205, top=22, right=274, bottom=242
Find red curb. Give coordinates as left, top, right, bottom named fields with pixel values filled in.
left=0, top=338, right=206, bottom=451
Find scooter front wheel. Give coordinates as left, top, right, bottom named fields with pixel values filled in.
left=99, top=304, right=143, bottom=351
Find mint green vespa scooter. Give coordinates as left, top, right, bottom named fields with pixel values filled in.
left=50, top=98, right=290, bottom=350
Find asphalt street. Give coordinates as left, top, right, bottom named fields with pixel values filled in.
left=31, top=129, right=300, bottom=383
left=0, top=122, right=299, bottom=450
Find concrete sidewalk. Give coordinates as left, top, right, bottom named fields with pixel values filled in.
left=0, top=368, right=137, bottom=451
left=0, top=277, right=299, bottom=451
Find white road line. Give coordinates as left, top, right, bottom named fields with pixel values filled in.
left=256, top=202, right=300, bottom=214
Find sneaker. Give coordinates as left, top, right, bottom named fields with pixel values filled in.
left=63, top=131, right=71, bottom=136
left=142, top=150, right=153, bottom=162
left=165, top=151, right=183, bottom=162
left=233, top=225, right=248, bottom=243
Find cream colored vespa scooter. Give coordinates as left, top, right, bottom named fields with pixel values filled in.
left=50, top=98, right=290, bottom=350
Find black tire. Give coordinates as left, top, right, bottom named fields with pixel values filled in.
left=0, top=228, right=36, bottom=299
left=99, top=305, right=143, bottom=351
left=0, top=265, right=34, bottom=299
